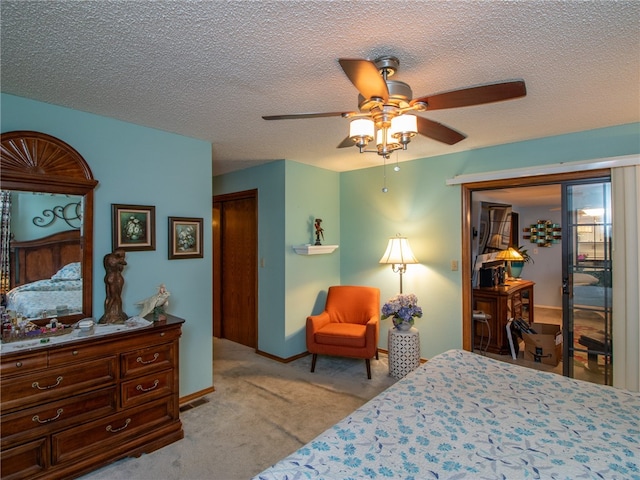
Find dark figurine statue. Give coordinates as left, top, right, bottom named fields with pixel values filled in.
left=98, top=248, right=128, bottom=324
left=314, top=218, right=324, bottom=245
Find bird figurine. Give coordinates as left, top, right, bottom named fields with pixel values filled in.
left=136, top=284, right=170, bottom=321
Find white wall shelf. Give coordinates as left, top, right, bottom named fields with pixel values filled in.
left=293, top=244, right=339, bottom=255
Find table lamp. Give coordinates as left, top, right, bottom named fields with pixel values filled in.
left=379, top=234, right=418, bottom=293
left=495, top=247, right=524, bottom=280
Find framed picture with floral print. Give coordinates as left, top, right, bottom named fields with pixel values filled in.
left=168, top=217, right=203, bottom=259
left=112, top=204, right=156, bottom=251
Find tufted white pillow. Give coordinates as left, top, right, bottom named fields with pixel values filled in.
left=51, top=262, right=81, bottom=281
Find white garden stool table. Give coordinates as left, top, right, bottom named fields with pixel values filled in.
left=388, top=326, right=421, bottom=379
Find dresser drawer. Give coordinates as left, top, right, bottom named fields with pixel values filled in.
left=121, top=369, right=173, bottom=408
left=120, top=342, right=175, bottom=378
left=48, top=340, right=120, bottom=367
left=1, top=357, right=117, bottom=414
left=0, top=352, right=48, bottom=378
left=1, top=387, right=117, bottom=448
left=0, top=436, right=47, bottom=480
left=52, top=397, right=177, bottom=465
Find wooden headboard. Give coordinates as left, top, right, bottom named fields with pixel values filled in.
left=10, top=230, right=82, bottom=289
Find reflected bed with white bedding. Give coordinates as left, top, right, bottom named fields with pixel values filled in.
left=6, top=262, right=82, bottom=319
left=255, top=349, right=640, bottom=479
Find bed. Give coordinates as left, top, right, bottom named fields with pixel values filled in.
left=573, top=272, right=612, bottom=309
left=254, top=349, right=640, bottom=479
left=6, top=230, right=83, bottom=319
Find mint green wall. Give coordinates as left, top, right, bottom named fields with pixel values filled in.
left=341, top=123, right=640, bottom=359
left=340, top=159, right=465, bottom=358
left=213, top=160, right=340, bottom=358
left=1, top=93, right=213, bottom=398
left=284, top=162, right=340, bottom=357
left=213, top=161, right=287, bottom=355
left=449, top=124, right=640, bottom=176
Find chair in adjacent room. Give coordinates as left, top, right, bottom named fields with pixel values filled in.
left=306, top=285, right=380, bottom=379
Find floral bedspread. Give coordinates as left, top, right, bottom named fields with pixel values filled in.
left=254, top=349, right=640, bottom=480
left=6, top=278, right=82, bottom=319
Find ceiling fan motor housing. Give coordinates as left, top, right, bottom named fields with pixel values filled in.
left=358, top=80, right=413, bottom=112
left=374, top=56, right=400, bottom=77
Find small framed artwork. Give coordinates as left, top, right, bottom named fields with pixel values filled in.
left=112, top=204, right=156, bottom=251
left=169, top=217, right=203, bottom=259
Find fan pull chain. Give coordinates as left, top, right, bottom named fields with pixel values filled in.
left=382, top=157, right=388, bottom=193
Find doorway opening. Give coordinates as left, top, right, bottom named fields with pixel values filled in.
left=463, top=169, right=612, bottom=385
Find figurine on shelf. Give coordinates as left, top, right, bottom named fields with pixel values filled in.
left=99, top=249, right=128, bottom=324
left=136, top=284, right=170, bottom=321
left=314, top=218, right=324, bottom=245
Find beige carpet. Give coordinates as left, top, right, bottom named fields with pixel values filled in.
left=78, top=337, right=397, bottom=480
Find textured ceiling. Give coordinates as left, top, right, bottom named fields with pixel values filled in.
left=1, top=1, right=639, bottom=176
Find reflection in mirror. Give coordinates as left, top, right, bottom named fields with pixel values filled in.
left=1, top=130, right=98, bottom=325
left=3, top=192, right=84, bottom=320
left=478, top=202, right=513, bottom=255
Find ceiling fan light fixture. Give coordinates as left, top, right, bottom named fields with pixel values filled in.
left=390, top=114, right=418, bottom=147
left=375, top=127, right=400, bottom=158
left=349, top=118, right=375, bottom=150
left=376, top=127, right=399, bottom=147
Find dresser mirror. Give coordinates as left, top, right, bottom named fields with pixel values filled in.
left=0, top=131, right=98, bottom=325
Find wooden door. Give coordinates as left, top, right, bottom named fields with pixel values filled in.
left=212, top=190, right=258, bottom=348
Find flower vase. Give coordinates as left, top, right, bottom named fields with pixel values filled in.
left=396, top=322, right=412, bottom=331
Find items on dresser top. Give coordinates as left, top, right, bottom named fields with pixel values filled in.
left=0, top=316, right=153, bottom=354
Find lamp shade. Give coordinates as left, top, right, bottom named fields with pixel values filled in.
left=390, top=114, right=418, bottom=138
left=379, top=235, right=418, bottom=265
left=495, top=247, right=524, bottom=262
left=349, top=118, right=374, bottom=142
left=376, top=127, right=399, bottom=147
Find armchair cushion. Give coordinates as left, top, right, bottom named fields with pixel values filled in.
left=314, top=323, right=367, bottom=348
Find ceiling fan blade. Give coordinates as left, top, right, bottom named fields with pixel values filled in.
left=337, top=137, right=354, bottom=148
left=411, top=80, right=526, bottom=110
left=416, top=116, right=466, bottom=145
left=338, top=58, right=389, bottom=102
left=262, top=111, right=349, bottom=120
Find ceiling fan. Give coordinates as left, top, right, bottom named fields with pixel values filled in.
left=263, top=56, right=526, bottom=159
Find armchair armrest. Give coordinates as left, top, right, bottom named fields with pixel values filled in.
left=307, top=312, right=331, bottom=348
left=365, top=316, right=380, bottom=346
left=307, top=312, right=331, bottom=332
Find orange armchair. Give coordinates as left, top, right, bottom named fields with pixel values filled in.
left=306, top=286, right=380, bottom=379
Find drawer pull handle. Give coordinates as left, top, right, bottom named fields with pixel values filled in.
left=15, top=361, right=22, bottom=368
left=106, top=418, right=131, bottom=433
left=136, top=353, right=159, bottom=365
left=32, top=376, right=63, bottom=390
left=136, top=379, right=159, bottom=392
left=32, top=408, right=63, bottom=424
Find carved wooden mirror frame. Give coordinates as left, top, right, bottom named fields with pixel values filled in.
left=0, top=131, right=98, bottom=323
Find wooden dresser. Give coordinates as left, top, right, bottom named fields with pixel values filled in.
left=473, top=280, right=534, bottom=354
left=0, top=315, right=184, bottom=480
